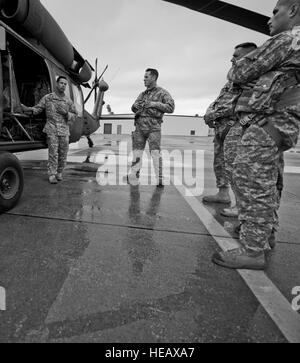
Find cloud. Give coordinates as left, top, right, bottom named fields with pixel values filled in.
left=42, top=0, right=270, bottom=115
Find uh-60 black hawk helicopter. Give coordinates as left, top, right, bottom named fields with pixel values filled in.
left=0, top=0, right=109, bottom=213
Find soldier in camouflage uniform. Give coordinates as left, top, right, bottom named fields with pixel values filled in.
left=203, top=43, right=258, bottom=208
left=213, top=0, right=300, bottom=270
left=128, top=68, right=175, bottom=187
left=23, top=76, right=77, bottom=184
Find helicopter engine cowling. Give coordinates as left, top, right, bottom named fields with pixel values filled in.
left=0, top=0, right=74, bottom=69
left=79, top=61, right=92, bottom=84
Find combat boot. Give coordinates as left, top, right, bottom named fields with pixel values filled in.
left=56, top=173, right=63, bottom=181
left=220, top=206, right=238, bottom=218
left=49, top=175, right=58, bottom=184
left=157, top=177, right=164, bottom=189
left=212, top=247, right=266, bottom=270
left=202, top=187, right=231, bottom=204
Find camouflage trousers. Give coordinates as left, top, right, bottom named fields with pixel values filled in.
left=224, top=122, right=284, bottom=229
left=213, top=123, right=230, bottom=189
left=224, top=122, right=243, bottom=192
left=47, top=134, right=69, bottom=176
left=130, top=127, right=162, bottom=180
left=233, top=123, right=284, bottom=251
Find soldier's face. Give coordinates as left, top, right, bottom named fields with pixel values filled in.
left=231, top=48, right=245, bottom=64
left=144, top=72, right=155, bottom=88
left=57, top=79, right=68, bottom=93
left=268, top=0, right=292, bottom=36
left=231, top=47, right=253, bottom=64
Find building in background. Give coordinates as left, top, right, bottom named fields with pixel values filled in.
left=98, top=114, right=209, bottom=136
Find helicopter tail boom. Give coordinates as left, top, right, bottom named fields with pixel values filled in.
left=0, top=0, right=92, bottom=83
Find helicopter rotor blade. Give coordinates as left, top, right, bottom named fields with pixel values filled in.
left=94, top=58, right=98, bottom=103
left=84, top=64, right=109, bottom=104
left=163, top=0, right=270, bottom=35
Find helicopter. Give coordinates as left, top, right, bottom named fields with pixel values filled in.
left=0, top=0, right=109, bottom=213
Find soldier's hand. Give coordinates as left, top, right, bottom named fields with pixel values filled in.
left=144, top=101, right=157, bottom=109
left=207, top=120, right=215, bottom=129
left=56, top=104, right=69, bottom=117
left=204, top=115, right=214, bottom=128
left=22, top=104, right=33, bottom=115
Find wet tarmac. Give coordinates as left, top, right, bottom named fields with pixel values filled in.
left=0, top=135, right=299, bottom=343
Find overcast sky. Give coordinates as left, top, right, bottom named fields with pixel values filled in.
left=41, top=0, right=276, bottom=115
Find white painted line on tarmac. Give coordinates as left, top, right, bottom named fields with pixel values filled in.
left=174, top=182, right=300, bottom=344
left=284, top=166, right=300, bottom=174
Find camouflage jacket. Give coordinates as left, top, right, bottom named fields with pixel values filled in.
left=228, top=26, right=300, bottom=119
left=132, top=86, right=175, bottom=131
left=32, top=92, right=77, bottom=137
left=204, top=81, right=242, bottom=127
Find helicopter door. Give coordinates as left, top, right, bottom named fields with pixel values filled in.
left=69, top=83, right=84, bottom=141
left=2, top=51, right=23, bottom=115
left=0, top=51, right=33, bottom=142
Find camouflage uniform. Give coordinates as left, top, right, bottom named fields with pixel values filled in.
left=32, top=92, right=77, bottom=176
left=224, top=121, right=284, bottom=234
left=205, top=82, right=242, bottom=189
left=223, top=121, right=243, bottom=189
left=131, top=86, right=175, bottom=181
left=228, top=27, right=300, bottom=252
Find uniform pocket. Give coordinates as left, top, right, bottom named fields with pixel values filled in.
left=249, top=71, right=284, bottom=112
left=240, top=124, right=277, bottom=147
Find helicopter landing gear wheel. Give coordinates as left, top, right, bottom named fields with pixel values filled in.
left=0, top=152, right=24, bottom=213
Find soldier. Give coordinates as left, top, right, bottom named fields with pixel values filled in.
left=128, top=68, right=175, bottom=187
left=212, top=0, right=300, bottom=270
left=23, top=76, right=77, bottom=184
left=203, top=43, right=257, bottom=208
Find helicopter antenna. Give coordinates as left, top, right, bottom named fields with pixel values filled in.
left=85, top=64, right=109, bottom=104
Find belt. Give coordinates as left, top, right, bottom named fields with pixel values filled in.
left=238, top=114, right=283, bottom=149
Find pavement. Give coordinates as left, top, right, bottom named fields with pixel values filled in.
left=0, top=134, right=299, bottom=343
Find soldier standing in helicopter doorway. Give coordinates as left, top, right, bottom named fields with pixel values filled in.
left=128, top=68, right=175, bottom=187
left=22, top=76, right=77, bottom=184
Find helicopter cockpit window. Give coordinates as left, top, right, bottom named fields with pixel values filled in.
left=71, top=84, right=83, bottom=117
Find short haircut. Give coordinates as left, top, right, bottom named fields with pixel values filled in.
left=235, top=42, right=257, bottom=50
left=146, top=68, right=159, bottom=80
left=57, top=76, right=68, bottom=83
